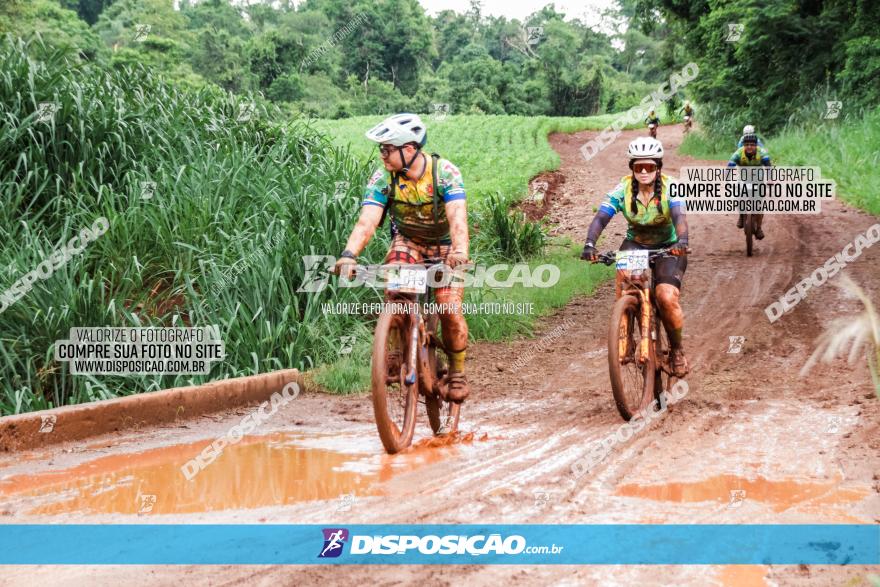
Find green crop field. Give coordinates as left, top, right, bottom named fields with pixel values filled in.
left=315, top=108, right=673, bottom=203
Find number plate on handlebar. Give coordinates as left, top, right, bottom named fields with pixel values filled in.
left=387, top=266, right=428, bottom=294
left=615, top=250, right=649, bottom=271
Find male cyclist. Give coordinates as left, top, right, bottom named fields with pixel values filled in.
left=580, top=137, right=691, bottom=378
left=334, top=114, right=472, bottom=402
left=645, top=110, right=661, bottom=138
left=728, top=133, right=771, bottom=239
left=737, top=124, right=765, bottom=148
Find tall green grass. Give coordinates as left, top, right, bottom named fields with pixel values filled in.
left=0, top=36, right=385, bottom=414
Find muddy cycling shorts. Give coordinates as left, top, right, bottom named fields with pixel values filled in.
left=619, top=239, right=687, bottom=290
left=384, top=234, right=464, bottom=301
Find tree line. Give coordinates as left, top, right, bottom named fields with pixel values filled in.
left=2, top=0, right=678, bottom=119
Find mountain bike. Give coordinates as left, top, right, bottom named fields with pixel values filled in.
left=594, top=247, right=680, bottom=421
left=683, top=115, right=692, bottom=133
left=648, top=123, right=658, bottom=138
left=740, top=180, right=763, bottom=257
left=369, top=260, right=460, bottom=454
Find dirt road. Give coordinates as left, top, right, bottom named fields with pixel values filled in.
left=1, top=125, right=878, bottom=586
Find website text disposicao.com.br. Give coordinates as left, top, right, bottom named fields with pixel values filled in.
left=334, top=533, right=563, bottom=557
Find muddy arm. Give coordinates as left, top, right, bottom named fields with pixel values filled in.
left=585, top=210, right=613, bottom=245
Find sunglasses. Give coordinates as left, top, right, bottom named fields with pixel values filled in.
left=379, top=145, right=401, bottom=158
left=633, top=163, right=657, bottom=174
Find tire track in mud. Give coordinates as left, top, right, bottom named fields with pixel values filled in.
left=2, top=125, right=878, bottom=587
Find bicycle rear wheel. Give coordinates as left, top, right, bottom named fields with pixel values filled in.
left=744, top=214, right=754, bottom=257
left=608, top=295, right=655, bottom=421
left=424, top=349, right=460, bottom=436
left=371, top=310, right=418, bottom=454
left=421, top=314, right=460, bottom=435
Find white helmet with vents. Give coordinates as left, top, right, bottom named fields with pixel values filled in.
left=627, top=137, right=664, bottom=160
left=365, top=113, right=427, bottom=147
left=742, top=124, right=755, bottom=135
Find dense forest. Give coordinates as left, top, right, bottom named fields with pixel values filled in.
left=2, top=0, right=876, bottom=129
left=628, top=0, right=879, bottom=134
left=1, top=0, right=680, bottom=118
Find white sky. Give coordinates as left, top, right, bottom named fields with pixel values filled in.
left=418, top=0, right=617, bottom=27
left=178, top=0, right=622, bottom=34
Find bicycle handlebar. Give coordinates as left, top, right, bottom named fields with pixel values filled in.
left=325, top=258, right=460, bottom=276
left=593, top=246, right=675, bottom=266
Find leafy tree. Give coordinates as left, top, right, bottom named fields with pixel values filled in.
left=630, top=0, right=880, bottom=133
left=60, top=0, right=116, bottom=25
left=0, top=0, right=105, bottom=59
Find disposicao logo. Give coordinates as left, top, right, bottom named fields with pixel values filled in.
left=318, top=528, right=349, bottom=558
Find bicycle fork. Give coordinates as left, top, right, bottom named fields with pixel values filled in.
left=639, top=289, right=652, bottom=364
left=617, top=289, right=653, bottom=365
left=405, top=316, right=420, bottom=386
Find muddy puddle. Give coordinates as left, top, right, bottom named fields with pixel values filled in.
left=616, top=474, right=869, bottom=517
left=0, top=432, right=479, bottom=516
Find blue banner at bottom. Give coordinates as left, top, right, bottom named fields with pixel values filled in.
left=0, top=525, right=876, bottom=565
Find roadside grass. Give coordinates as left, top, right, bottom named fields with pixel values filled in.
left=0, top=36, right=379, bottom=414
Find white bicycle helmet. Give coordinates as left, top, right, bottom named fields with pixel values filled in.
left=627, top=137, right=664, bottom=160
left=365, top=113, right=427, bottom=147
left=742, top=124, right=755, bottom=135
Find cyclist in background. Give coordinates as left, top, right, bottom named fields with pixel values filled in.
left=728, top=133, right=771, bottom=239
left=680, top=102, right=694, bottom=132
left=645, top=110, right=661, bottom=138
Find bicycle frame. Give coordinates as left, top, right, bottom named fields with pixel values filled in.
left=601, top=248, right=673, bottom=367
left=385, top=260, right=448, bottom=396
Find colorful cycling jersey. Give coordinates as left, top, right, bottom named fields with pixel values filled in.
left=728, top=145, right=771, bottom=167
left=362, top=156, right=466, bottom=244
left=646, top=116, right=660, bottom=126
left=598, top=174, right=682, bottom=246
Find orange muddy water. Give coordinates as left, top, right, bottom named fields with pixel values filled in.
left=616, top=474, right=870, bottom=515
left=0, top=432, right=463, bottom=516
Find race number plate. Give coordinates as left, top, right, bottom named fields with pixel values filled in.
left=387, top=266, right=428, bottom=294
left=615, top=250, right=649, bottom=271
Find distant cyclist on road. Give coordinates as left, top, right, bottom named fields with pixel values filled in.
left=645, top=110, right=661, bottom=138
left=580, top=137, right=690, bottom=377
left=333, top=113, right=472, bottom=402
left=728, top=132, right=771, bottom=239
left=680, top=102, right=694, bottom=132
left=679, top=102, right=694, bottom=118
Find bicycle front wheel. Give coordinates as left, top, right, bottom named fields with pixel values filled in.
left=371, top=310, right=418, bottom=454
left=608, top=295, right=655, bottom=421
left=744, top=214, right=754, bottom=257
